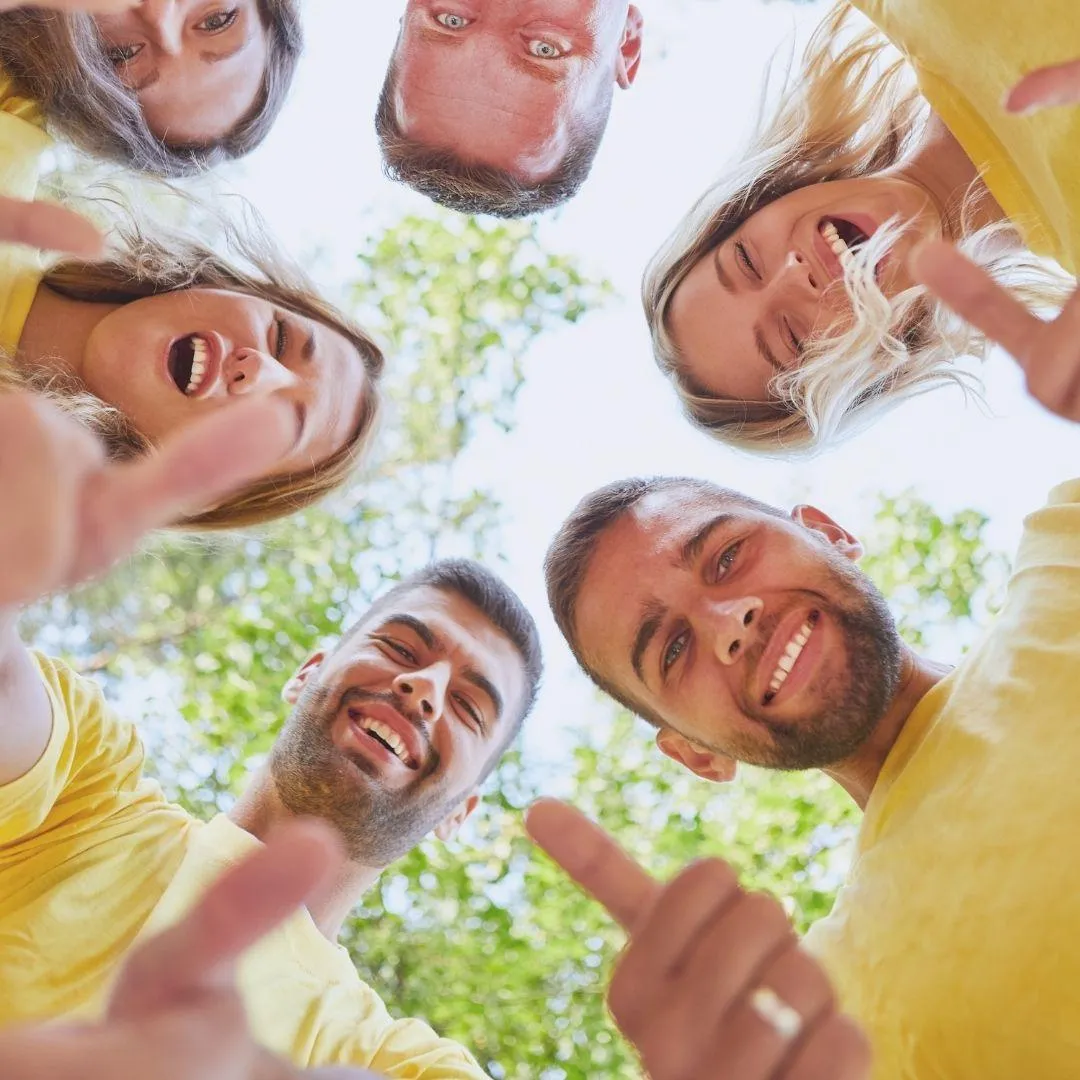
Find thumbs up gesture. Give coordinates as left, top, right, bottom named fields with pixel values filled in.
left=526, top=800, right=870, bottom=1080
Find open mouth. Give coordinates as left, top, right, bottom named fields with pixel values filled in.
left=762, top=610, right=820, bottom=706
left=167, top=333, right=212, bottom=396
left=818, top=217, right=882, bottom=285
left=348, top=708, right=418, bottom=770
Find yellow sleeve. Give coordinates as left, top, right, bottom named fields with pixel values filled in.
left=0, top=653, right=148, bottom=848
left=1013, top=478, right=1080, bottom=575
left=367, top=1018, right=491, bottom=1079
left=0, top=69, right=44, bottom=127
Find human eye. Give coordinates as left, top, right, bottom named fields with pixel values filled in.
left=453, top=693, right=484, bottom=733
left=661, top=629, right=690, bottom=678
left=375, top=637, right=416, bottom=664
left=274, top=317, right=289, bottom=361
left=435, top=12, right=472, bottom=29
left=528, top=38, right=568, bottom=59
left=783, top=317, right=803, bottom=358
left=107, top=42, right=144, bottom=66
left=713, top=541, right=743, bottom=582
left=198, top=8, right=239, bottom=33
left=735, top=241, right=760, bottom=281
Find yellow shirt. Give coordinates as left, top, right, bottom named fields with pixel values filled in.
left=851, top=0, right=1080, bottom=273
left=0, top=66, right=50, bottom=355
left=805, top=478, right=1080, bottom=1080
left=0, top=654, right=488, bottom=1079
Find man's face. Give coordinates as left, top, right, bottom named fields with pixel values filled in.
left=270, top=585, right=527, bottom=866
left=391, top=0, right=644, bottom=181
left=574, top=491, right=904, bottom=774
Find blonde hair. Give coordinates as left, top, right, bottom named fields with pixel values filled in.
left=13, top=198, right=385, bottom=532
left=642, top=1, right=1072, bottom=456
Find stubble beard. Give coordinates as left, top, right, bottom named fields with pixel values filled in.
left=269, top=682, right=461, bottom=867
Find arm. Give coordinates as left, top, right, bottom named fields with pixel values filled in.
left=0, top=393, right=292, bottom=788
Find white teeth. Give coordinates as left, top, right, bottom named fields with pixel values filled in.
left=820, top=221, right=854, bottom=272
left=185, top=335, right=210, bottom=395
left=360, top=716, right=410, bottom=765
left=766, top=619, right=816, bottom=698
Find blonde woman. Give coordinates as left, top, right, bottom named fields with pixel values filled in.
left=0, top=0, right=302, bottom=177
left=643, top=1, right=1079, bottom=455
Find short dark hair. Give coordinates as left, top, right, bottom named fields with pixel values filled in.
left=374, top=57, right=613, bottom=218
left=345, top=559, right=543, bottom=748
left=544, top=477, right=784, bottom=724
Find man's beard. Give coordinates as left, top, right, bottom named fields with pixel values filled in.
left=269, top=683, right=463, bottom=867
left=715, top=555, right=905, bottom=772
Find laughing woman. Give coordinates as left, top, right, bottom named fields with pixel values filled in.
left=643, top=1, right=1077, bottom=455
left=0, top=0, right=302, bottom=176
left=0, top=202, right=385, bottom=530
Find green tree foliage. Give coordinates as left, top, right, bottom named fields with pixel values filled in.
left=24, top=212, right=1006, bottom=1078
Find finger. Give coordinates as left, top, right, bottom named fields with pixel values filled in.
left=110, top=819, right=343, bottom=1020
left=525, top=799, right=659, bottom=932
left=0, top=197, right=104, bottom=258
left=1004, top=58, right=1080, bottom=113
left=73, top=397, right=294, bottom=582
left=781, top=1013, right=872, bottom=1080
left=909, top=240, right=1047, bottom=367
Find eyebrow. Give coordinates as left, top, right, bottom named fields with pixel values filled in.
left=715, top=246, right=781, bottom=371
left=380, top=615, right=503, bottom=722
left=302, top=329, right=316, bottom=362
left=678, top=512, right=736, bottom=571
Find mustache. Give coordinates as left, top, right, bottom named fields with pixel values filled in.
left=337, top=686, right=438, bottom=773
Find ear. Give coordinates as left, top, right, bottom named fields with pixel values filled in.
left=791, top=505, right=863, bottom=562
left=656, top=729, right=737, bottom=784
left=434, top=792, right=480, bottom=843
left=615, top=6, right=644, bottom=89
left=281, top=651, right=326, bottom=706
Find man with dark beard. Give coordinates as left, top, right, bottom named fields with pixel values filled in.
left=0, top=397, right=541, bottom=1078
left=544, top=473, right=1080, bottom=1080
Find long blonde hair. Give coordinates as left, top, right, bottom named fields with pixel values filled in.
left=9, top=198, right=385, bottom=532
left=642, top=1, right=1071, bottom=455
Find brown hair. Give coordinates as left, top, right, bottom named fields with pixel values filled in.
left=374, top=56, right=612, bottom=218
left=0, top=0, right=302, bottom=177
left=25, top=204, right=385, bottom=532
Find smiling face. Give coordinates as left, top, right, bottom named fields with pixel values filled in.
left=270, top=585, right=528, bottom=867
left=667, top=176, right=944, bottom=403
left=572, top=488, right=904, bottom=774
left=390, top=0, right=643, bottom=181
left=80, top=287, right=369, bottom=479
left=93, top=1, right=269, bottom=145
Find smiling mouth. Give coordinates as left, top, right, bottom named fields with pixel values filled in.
left=167, top=333, right=212, bottom=396
left=348, top=708, right=418, bottom=770
left=819, top=217, right=876, bottom=280
left=762, top=610, right=820, bottom=706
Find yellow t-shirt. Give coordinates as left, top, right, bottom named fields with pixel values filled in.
left=851, top=0, right=1080, bottom=273
left=805, top=478, right=1080, bottom=1080
left=0, top=654, right=489, bottom=1079
left=0, top=66, right=50, bottom=355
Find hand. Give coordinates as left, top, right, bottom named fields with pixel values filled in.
left=0, top=392, right=294, bottom=610
left=910, top=241, right=1080, bottom=424
left=0, top=820, right=378, bottom=1080
left=1005, top=58, right=1080, bottom=113
left=526, top=800, right=870, bottom=1080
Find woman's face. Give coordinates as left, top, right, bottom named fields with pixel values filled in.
left=666, top=176, right=943, bottom=402
left=81, top=288, right=370, bottom=478
left=94, top=1, right=269, bottom=144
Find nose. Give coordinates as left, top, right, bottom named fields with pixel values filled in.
left=223, top=348, right=299, bottom=397
left=393, top=661, right=452, bottom=721
left=780, top=249, right=820, bottom=293
left=704, top=596, right=764, bottom=667
left=139, top=0, right=184, bottom=55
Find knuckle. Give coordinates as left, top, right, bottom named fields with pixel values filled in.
left=741, top=890, right=791, bottom=933
left=670, top=857, right=738, bottom=899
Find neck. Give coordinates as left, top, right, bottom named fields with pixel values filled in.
left=894, top=112, right=1007, bottom=238
left=822, top=648, right=949, bottom=811
left=229, top=767, right=382, bottom=941
left=15, top=285, right=117, bottom=380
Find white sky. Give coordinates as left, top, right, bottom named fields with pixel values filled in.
left=214, top=0, right=1080, bottom=775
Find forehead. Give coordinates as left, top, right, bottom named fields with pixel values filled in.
left=358, top=585, right=527, bottom=707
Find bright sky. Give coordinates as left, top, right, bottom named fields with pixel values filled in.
left=215, top=0, right=1080, bottom=776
